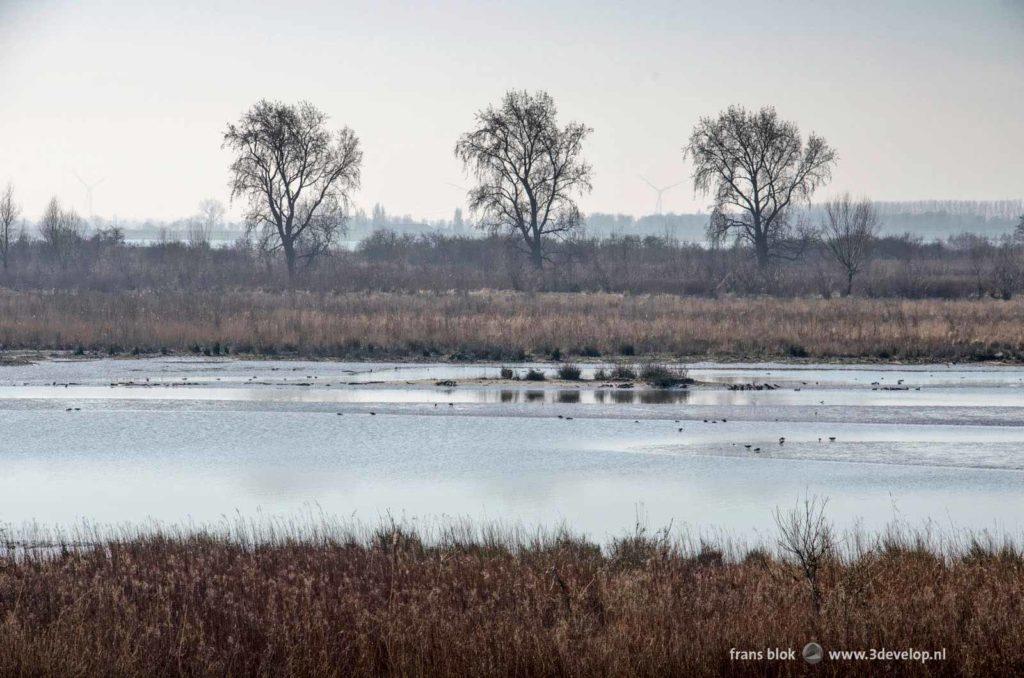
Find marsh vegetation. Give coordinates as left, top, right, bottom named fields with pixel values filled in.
left=0, top=509, right=1020, bottom=676
left=2, top=288, right=1021, bottom=362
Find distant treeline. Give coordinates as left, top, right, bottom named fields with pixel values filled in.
left=14, top=199, right=1022, bottom=245
left=1, top=226, right=1021, bottom=300
left=586, top=201, right=1024, bottom=241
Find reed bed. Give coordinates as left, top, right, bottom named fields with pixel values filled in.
left=0, top=514, right=1021, bottom=676
left=1, top=289, right=1022, bottom=362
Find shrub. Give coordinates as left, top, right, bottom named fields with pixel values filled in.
left=524, top=368, right=546, bottom=381
left=499, top=366, right=514, bottom=380
left=610, top=364, right=637, bottom=380
left=609, top=524, right=672, bottom=569
left=787, top=343, right=809, bottom=358
left=639, top=363, right=691, bottom=388
left=557, top=363, right=582, bottom=380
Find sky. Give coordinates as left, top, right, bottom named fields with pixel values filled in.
left=0, top=0, right=1021, bottom=222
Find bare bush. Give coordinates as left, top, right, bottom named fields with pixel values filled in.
left=774, top=496, right=835, bottom=616
left=639, top=363, right=691, bottom=388
left=556, top=363, right=582, bottom=380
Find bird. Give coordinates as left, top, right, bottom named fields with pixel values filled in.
left=829, top=436, right=836, bottom=442
left=744, top=444, right=751, bottom=449
left=779, top=437, right=785, bottom=445
left=753, top=447, right=761, bottom=453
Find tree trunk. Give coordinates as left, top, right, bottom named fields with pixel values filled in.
left=754, top=235, right=770, bottom=269
left=283, top=240, right=297, bottom=280
left=530, top=240, right=544, bottom=270
left=845, top=270, right=855, bottom=297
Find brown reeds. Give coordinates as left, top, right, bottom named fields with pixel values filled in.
left=1, top=289, right=1022, bottom=362
left=0, top=516, right=1021, bottom=676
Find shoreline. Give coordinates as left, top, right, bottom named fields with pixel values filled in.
left=5, top=348, right=1024, bottom=368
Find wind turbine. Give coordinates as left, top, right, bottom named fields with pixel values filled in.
left=73, top=171, right=105, bottom=218
left=639, top=175, right=684, bottom=238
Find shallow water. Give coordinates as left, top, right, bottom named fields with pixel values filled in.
left=2, top=357, right=1023, bottom=541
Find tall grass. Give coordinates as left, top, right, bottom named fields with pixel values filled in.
left=1, top=289, right=1022, bottom=362
left=0, top=514, right=1021, bottom=676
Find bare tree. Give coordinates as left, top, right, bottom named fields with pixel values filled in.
left=1015, top=214, right=1024, bottom=244
left=39, top=197, right=84, bottom=268
left=455, top=90, right=593, bottom=270
left=187, top=198, right=226, bottom=248
left=685, top=105, right=837, bottom=269
left=820, top=194, right=880, bottom=296
left=0, top=183, right=21, bottom=270
left=224, top=100, right=362, bottom=278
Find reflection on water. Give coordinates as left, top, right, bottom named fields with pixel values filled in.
left=1, top=381, right=1018, bottom=408
left=496, top=389, right=689, bottom=405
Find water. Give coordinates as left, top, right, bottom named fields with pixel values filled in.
left=2, top=357, right=1023, bottom=542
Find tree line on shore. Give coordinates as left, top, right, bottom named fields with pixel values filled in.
left=2, top=90, right=1022, bottom=297
left=0, top=224, right=1021, bottom=300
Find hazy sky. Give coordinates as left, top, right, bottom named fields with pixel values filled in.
left=1, top=0, right=1021, bottom=221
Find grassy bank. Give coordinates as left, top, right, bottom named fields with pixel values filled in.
left=1, top=289, right=1023, bottom=362
left=0, top=515, right=1021, bottom=676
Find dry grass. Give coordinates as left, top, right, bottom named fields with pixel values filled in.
left=1, top=289, right=1023, bottom=362
left=0, top=516, right=1021, bottom=676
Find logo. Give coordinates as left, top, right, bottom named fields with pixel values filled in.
left=803, top=642, right=824, bottom=665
